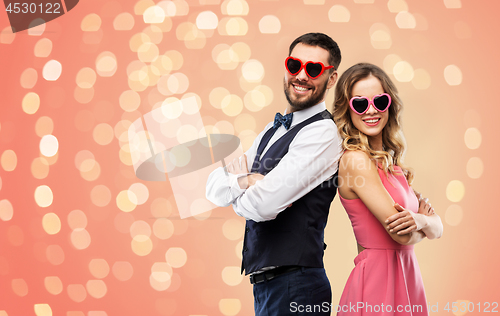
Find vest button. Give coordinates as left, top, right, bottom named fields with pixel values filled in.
left=246, top=227, right=249, bottom=233
left=243, top=247, right=248, bottom=252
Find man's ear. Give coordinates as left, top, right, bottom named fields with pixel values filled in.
left=327, top=71, right=338, bottom=89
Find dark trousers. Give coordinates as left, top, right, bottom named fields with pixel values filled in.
left=253, top=267, right=332, bottom=316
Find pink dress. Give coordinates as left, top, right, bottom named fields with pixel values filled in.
left=337, top=166, right=428, bottom=315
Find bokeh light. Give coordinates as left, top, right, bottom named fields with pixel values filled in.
left=31, top=157, right=49, bottom=179
left=393, top=61, right=414, bottom=82
left=20, top=68, right=38, bottom=89
left=444, top=0, right=461, bottom=9
left=28, top=19, right=46, bottom=36
left=35, top=185, right=53, bottom=208
left=96, top=52, right=118, bottom=77
left=444, top=64, right=462, bottom=85
left=42, top=213, right=61, bottom=235
left=90, top=185, right=112, bottom=207
left=466, top=157, right=483, bottom=179
left=221, top=266, right=243, bottom=286
left=1, top=150, right=17, bottom=171
left=411, top=68, right=431, bottom=90
left=370, top=23, right=392, bottom=49
left=219, top=299, right=241, bottom=316
left=86, top=280, right=107, bottom=298
left=446, top=180, right=465, bottom=202
left=221, top=94, right=243, bottom=117
left=39, top=135, right=59, bottom=157
left=0, top=199, right=14, bottom=221
left=258, top=15, right=281, bottom=33
left=221, top=0, right=249, bottom=15
left=222, top=219, right=244, bottom=240
left=219, top=17, right=248, bottom=36
left=131, top=235, right=153, bottom=256
left=241, top=59, right=264, bottom=82
left=42, top=60, right=62, bottom=81
left=35, top=116, right=54, bottom=137
left=165, top=247, right=187, bottom=268
left=116, top=190, right=137, bottom=212
left=328, top=5, right=350, bottom=22
left=76, top=68, right=97, bottom=89
left=112, top=261, right=134, bottom=281
left=387, top=0, right=408, bottom=12
left=196, top=11, right=219, bottom=29
left=67, top=210, right=88, bottom=230
left=22, top=92, right=40, bottom=114
left=464, top=127, right=481, bottom=149
left=81, top=14, right=102, bottom=31
left=0, top=27, right=15, bottom=44
left=46, top=244, right=65, bottom=265
left=143, top=6, right=165, bottom=24
left=89, top=259, right=110, bottom=279
left=395, top=11, right=416, bottom=29
left=34, top=38, right=53, bottom=57
left=34, top=304, right=52, bottom=316
left=71, top=229, right=92, bottom=250
left=67, top=284, right=87, bottom=302
left=153, top=218, right=174, bottom=240
left=44, top=276, right=63, bottom=295
left=114, top=13, right=135, bottom=30
left=445, top=204, right=463, bottom=226
left=93, top=123, right=114, bottom=145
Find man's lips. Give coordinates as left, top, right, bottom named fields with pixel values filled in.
left=292, top=83, right=312, bottom=94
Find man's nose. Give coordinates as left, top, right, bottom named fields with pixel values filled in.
left=296, top=67, right=309, bottom=81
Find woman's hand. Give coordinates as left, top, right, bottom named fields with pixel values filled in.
left=385, top=203, right=429, bottom=235
left=413, top=190, right=435, bottom=215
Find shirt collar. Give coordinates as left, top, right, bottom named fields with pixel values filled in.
left=284, top=101, right=327, bottom=128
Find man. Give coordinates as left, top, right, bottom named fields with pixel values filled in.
left=206, top=32, right=342, bottom=315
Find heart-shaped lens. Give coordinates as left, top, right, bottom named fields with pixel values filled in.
left=351, top=98, right=369, bottom=114
left=373, top=94, right=390, bottom=111
left=286, top=58, right=302, bottom=74
left=305, top=63, right=323, bottom=78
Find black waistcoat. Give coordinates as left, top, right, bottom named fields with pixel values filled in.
left=242, top=110, right=338, bottom=275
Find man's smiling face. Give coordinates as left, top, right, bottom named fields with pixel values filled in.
left=283, top=43, right=336, bottom=112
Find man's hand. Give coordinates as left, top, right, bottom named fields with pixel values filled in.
left=226, top=155, right=249, bottom=174
left=385, top=203, right=429, bottom=235
left=246, top=173, right=265, bottom=187
left=226, top=154, right=264, bottom=189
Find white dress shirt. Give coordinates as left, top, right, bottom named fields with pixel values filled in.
left=206, top=101, right=343, bottom=222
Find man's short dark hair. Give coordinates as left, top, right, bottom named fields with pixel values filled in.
left=289, top=33, right=342, bottom=71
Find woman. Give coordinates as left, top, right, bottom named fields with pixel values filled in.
left=332, top=63, right=442, bottom=315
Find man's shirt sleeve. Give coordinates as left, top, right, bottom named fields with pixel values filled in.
left=232, top=120, right=342, bottom=222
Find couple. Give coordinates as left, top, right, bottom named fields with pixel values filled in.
left=206, top=33, right=443, bottom=315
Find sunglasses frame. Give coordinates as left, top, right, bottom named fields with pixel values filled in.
left=349, top=93, right=392, bottom=115
left=285, top=56, right=334, bottom=79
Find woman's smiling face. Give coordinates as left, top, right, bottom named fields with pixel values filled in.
left=349, top=75, right=389, bottom=149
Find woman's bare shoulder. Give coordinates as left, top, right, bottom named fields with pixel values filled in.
left=340, top=149, right=376, bottom=173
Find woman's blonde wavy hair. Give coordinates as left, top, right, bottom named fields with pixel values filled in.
left=332, top=63, right=414, bottom=184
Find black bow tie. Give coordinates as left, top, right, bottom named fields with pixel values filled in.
left=273, top=112, right=293, bottom=130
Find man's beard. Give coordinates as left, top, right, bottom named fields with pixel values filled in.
left=283, top=78, right=328, bottom=111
